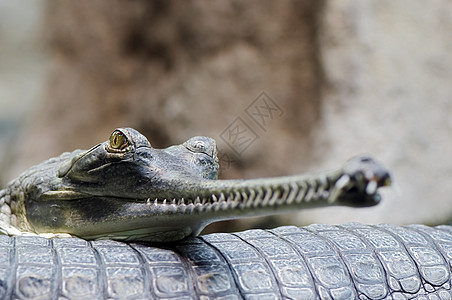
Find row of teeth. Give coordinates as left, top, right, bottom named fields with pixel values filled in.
left=333, top=174, right=379, bottom=195
left=143, top=177, right=334, bottom=212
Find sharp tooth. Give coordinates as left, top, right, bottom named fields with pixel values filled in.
left=259, top=187, right=272, bottom=207
left=146, top=198, right=151, bottom=205
left=195, top=196, right=201, bottom=204
left=279, top=184, right=290, bottom=203
left=233, top=191, right=240, bottom=202
left=154, top=198, right=158, bottom=205
left=180, top=198, right=185, bottom=205
left=241, top=191, right=249, bottom=204
left=219, top=193, right=225, bottom=202
left=305, top=180, right=315, bottom=202
left=366, top=180, right=378, bottom=194
left=234, top=192, right=242, bottom=208
left=172, top=198, right=176, bottom=205
left=163, top=199, right=167, bottom=205
left=295, top=182, right=307, bottom=203
left=286, top=183, right=298, bottom=204
left=212, top=194, right=218, bottom=202
left=316, top=178, right=325, bottom=197
left=267, top=189, right=280, bottom=206
left=329, top=175, right=351, bottom=204
left=335, top=174, right=350, bottom=190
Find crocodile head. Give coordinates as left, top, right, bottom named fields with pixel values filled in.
left=25, top=128, right=221, bottom=241
left=13, top=128, right=391, bottom=242
left=56, top=128, right=219, bottom=197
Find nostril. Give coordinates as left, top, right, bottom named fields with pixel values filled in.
left=359, top=156, right=373, bottom=163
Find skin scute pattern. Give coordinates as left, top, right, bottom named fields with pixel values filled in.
left=1, top=224, right=452, bottom=299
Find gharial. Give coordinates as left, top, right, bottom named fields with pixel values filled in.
left=1, top=128, right=452, bottom=299
left=0, top=128, right=390, bottom=242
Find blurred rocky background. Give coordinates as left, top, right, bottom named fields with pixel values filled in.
left=1, top=0, right=451, bottom=233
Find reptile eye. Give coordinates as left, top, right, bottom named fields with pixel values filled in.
left=108, top=130, right=129, bottom=151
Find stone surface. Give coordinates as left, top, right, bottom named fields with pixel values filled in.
left=0, top=0, right=49, bottom=179
left=297, top=0, right=452, bottom=225
left=5, top=0, right=321, bottom=185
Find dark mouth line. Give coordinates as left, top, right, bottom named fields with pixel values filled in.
left=111, top=184, right=374, bottom=208
left=118, top=181, right=380, bottom=211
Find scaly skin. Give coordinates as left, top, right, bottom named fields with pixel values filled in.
left=0, top=128, right=390, bottom=242
left=3, top=224, right=452, bottom=299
